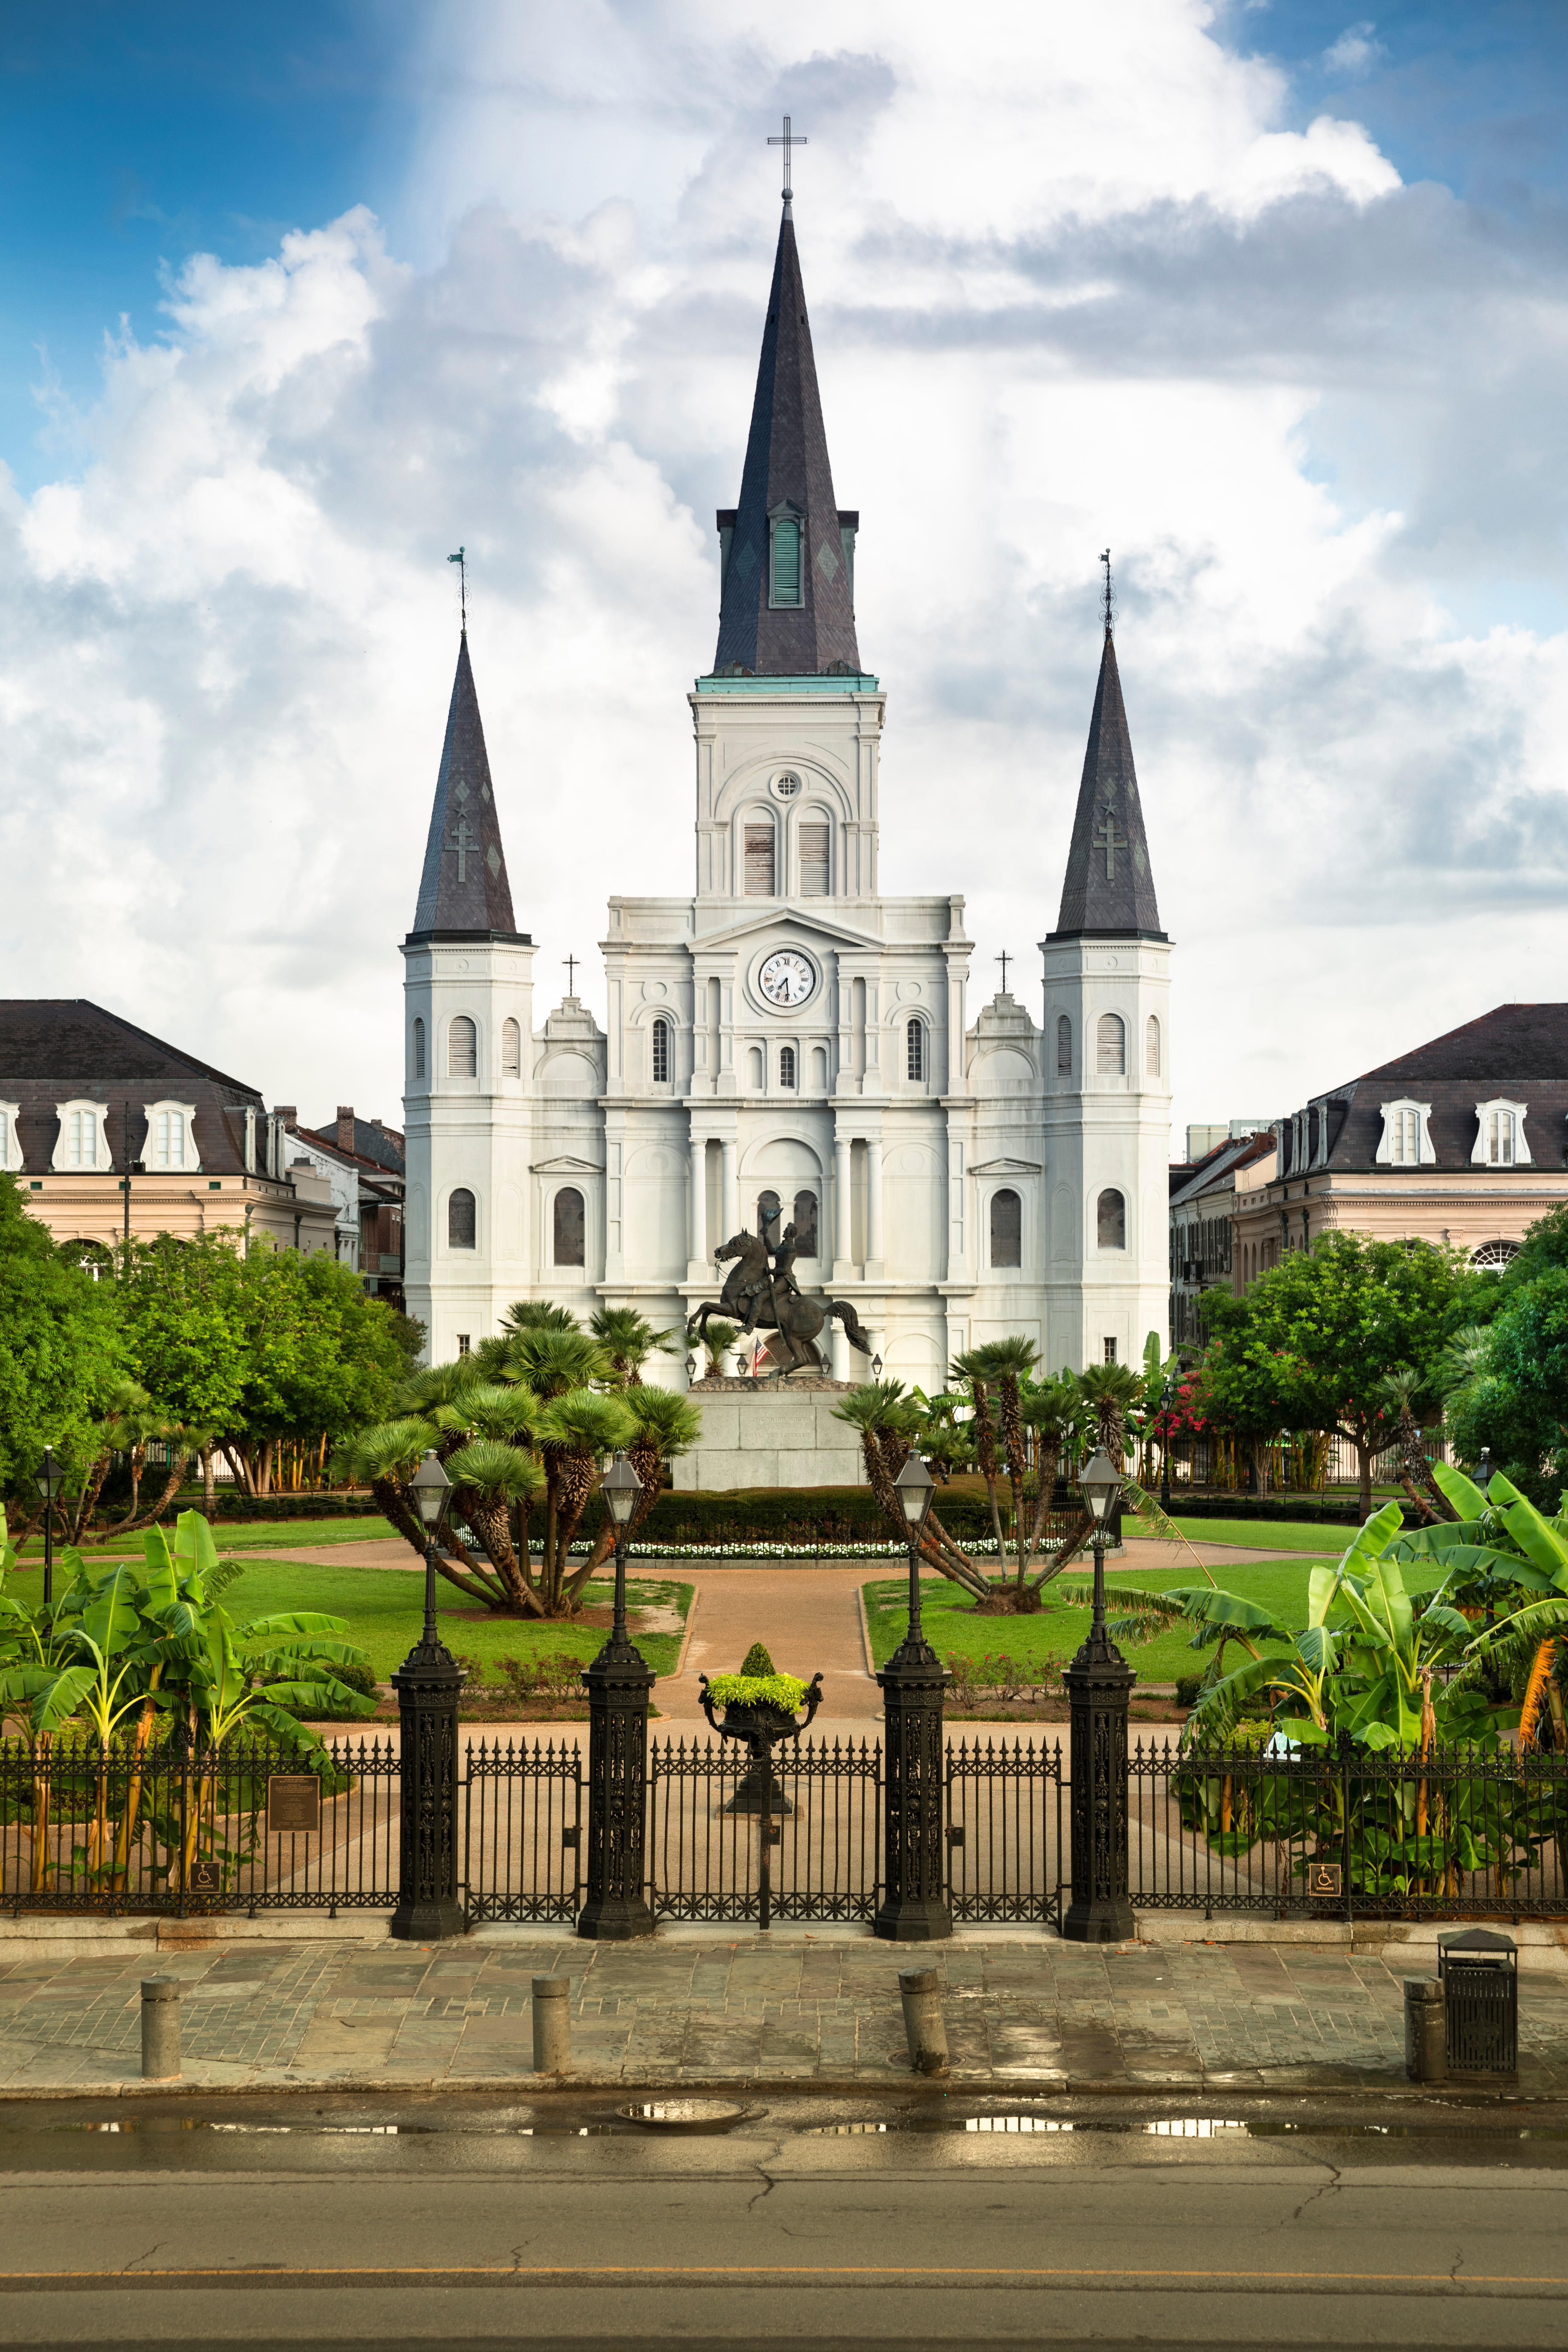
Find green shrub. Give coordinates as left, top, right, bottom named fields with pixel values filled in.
left=706, top=1672, right=810, bottom=1712
left=740, top=1641, right=775, bottom=1677
left=1174, top=1674, right=1204, bottom=1710
left=571, top=1484, right=1005, bottom=1550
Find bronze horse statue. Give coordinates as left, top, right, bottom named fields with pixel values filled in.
left=687, top=1227, right=875, bottom=1379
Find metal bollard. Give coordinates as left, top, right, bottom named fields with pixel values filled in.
left=532, top=1976, right=571, bottom=2073
left=898, top=1965, right=949, bottom=2076
left=1404, top=1976, right=1446, bottom=2083
left=141, top=1976, right=182, bottom=2081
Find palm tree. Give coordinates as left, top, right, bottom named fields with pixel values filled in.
left=588, top=1307, right=681, bottom=1388
left=949, top=1346, right=1008, bottom=1566
left=500, top=1299, right=580, bottom=1335
left=576, top=1385, right=703, bottom=1575
left=832, top=1382, right=993, bottom=1603
left=1376, top=1368, right=1456, bottom=1525
left=1077, top=1361, right=1146, bottom=1463
left=956, top=1337, right=1038, bottom=1586
left=696, top=1318, right=740, bottom=1377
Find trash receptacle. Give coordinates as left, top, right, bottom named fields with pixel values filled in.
left=1437, top=1927, right=1517, bottom=2077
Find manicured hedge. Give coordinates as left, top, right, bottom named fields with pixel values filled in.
left=1175, top=1495, right=1425, bottom=1530
left=575, top=1483, right=1007, bottom=1550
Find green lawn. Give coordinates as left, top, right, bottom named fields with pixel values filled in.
left=864, top=1553, right=1444, bottom=1686
left=13, top=1513, right=398, bottom=1557
left=214, top=1557, right=693, bottom=1683
left=1164, top=1516, right=1367, bottom=1557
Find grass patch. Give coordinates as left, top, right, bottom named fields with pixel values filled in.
left=864, top=1554, right=1446, bottom=1686
left=12, top=1513, right=398, bottom=1558
left=1163, top=1517, right=1368, bottom=1556
left=216, top=1556, right=692, bottom=1682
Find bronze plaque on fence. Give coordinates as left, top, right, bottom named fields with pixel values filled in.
left=1308, top=1861, right=1342, bottom=1899
left=266, top=1774, right=321, bottom=1836
left=187, top=1858, right=222, bottom=1894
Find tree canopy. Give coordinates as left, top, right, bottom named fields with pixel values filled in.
left=0, top=1176, right=124, bottom=1506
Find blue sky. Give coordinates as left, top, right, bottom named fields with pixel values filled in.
left=0, top=0, right=1564, bottom=1139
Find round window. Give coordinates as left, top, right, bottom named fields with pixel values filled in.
left=774, top=771, right=802, bottom=799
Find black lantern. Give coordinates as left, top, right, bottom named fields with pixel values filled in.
left=872, top=1352, right=884, bottom=1380
left=1159, top=1372, right=1177, bottom=1511
left=390, top=1449, right=465, bottom=1941
left=35, top=1444, right=63, bottom=1607
left=579, top=1449, right=654, bottom=1940
left=875, top=1454, right=950, bottom=1943
left=1062, top=1442, right=1135, bottom=1944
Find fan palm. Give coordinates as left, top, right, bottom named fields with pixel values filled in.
left=500, top=1299, right=580, bottom=1335
left=588, top=1307, right=680, bottom=1387
left=832, top=1383, right=992, bottom=1602
left=958, top=1338, right=1039, bottom=1586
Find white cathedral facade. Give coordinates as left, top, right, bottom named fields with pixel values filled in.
left=402, top=199, right=1172, bottom=1392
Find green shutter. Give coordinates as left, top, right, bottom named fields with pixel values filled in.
left=773, top=519, right=800, bottom=604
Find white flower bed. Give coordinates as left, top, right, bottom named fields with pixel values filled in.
left=524, top=1536, right=1009, bottom=1560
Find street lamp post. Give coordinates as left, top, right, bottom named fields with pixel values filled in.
left=874, top=1454, right=951, bottom=1942
left=1062, top=1446, right=1136, bottom=1944
left=34, top=1446, right=63, bottom=1608
left=578, top=1451, right=655, bottom=1940
left=389, top=1449, right=466, bottom=1940
left=1159, top=1373, right=1177, bottom=1513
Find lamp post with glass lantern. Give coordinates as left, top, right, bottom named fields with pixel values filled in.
left=578, top=1450, right=655, bottom=1940
left=390, top=1449, right=466, bottom=1940
left=35, top=1446, right=63, bottom=1608
left=874, top=1454, right=951, bottom=1942
left=1062, top=1446, right=1136, bottom=1943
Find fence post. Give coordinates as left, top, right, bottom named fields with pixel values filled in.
left=875, top=1511, right=952, bottom=1943
left=1062, top=1518, right=1135, bottom=1944
left=577, top=1505, right=655, bottom=1941
left=389, top=1535, right=466, bottom=1941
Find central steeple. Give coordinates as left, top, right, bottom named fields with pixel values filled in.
left=711, top=206, right=861, bottom=678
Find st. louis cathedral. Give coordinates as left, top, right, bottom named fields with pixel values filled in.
left=401, top=189, right=1172, bottom=1389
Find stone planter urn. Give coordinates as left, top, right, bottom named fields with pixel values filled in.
left=698, top=1672, right=824, bottom=1815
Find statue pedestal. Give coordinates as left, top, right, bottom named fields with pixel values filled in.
left=672, top=1379, right=863, bottom=1493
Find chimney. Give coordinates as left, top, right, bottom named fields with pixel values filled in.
left=274, top=1105, right=298, bottom=1130
left=337, top=1105, right=356, bottom=1154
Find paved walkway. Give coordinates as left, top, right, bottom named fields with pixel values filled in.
left=2, top=1934, right=1565, bottom=2096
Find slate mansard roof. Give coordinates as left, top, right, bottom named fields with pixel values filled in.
left=1278, top=1005, right=1568, bottom=1178
left=711, top=208, right=861, bottom=678
left=408, top=633, right=529, bottom=944
left=0, top=999, right=265, bottom=1176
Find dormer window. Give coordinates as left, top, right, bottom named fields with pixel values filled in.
left=769, top=506, right=804, bottom=608
left=52, top=1099, right=110, bottom=1174
left=1376, top=1098, right=1434, bottom=1167
left=1473, top=1099, right=1531, bottom=1167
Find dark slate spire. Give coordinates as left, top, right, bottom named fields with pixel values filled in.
left=711, top=210, right=861, bottom=678
left=1049, top=630, right=1165, bottom=941
left=408, top=634, right=524, bottom=941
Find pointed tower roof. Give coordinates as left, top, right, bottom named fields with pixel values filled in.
left=407, top=634, right=527, bottom=942
left=1048, top=631, right=1165, bottom=941
left=711, top=210, right=861, bottom=678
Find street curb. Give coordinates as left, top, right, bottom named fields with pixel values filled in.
left=857, top=1581, right=875, bottom=1679
left=673, top=1587, right=699, bottom=1680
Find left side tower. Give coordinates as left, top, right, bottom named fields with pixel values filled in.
left=402, top=632, right=535, bottom=1360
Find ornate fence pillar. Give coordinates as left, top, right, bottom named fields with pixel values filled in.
left=390, top=1542, right=465, bottom=1940
left=1062, top=1524, right=1135, bottom=1943
left=578, top=1495, right=656, bottom=1941
left=875, top=1486, right=951, bottom=1942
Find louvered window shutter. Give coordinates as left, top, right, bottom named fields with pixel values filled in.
left=745, top=824, right=775, bottom=895
left=772, top=519, right=800, bottom=604
left=800, top=822, right=829, bottom=896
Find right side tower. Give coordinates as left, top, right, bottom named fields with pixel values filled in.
left=1039, top=617, right=1172, bottom=1371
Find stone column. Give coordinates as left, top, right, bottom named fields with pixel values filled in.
left=866, top=1135, right=884, bottom=1276
left=834, top=1133, right=854, bottom=1278
left=721, top=1138, right=739, bottom=1241
left=687, top=1133, right=706, bottom=1269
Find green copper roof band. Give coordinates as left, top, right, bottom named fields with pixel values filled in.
left=693, top=674, right=880, bottom=695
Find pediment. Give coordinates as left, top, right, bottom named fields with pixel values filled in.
left=970, top=1156, right=1043, bottom=1176
left=529, top=1155, right=605, bottom=1175
left=693, top=907, right=881, bottom=955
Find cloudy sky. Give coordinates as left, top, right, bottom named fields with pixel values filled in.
left=0, top=0, right=1564, bottom=1150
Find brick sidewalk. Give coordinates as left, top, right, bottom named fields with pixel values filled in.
left=3, top=1934, right=1568, bottom=2096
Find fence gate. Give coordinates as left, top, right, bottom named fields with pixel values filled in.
left=462, top=1738, right=583, bottom=1924
left=647, top=1735, right=881, bottom=1925
left=945, top=1736, right=1065, bottom=1926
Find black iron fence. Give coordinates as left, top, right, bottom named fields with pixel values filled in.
left=6, top=1722, right=1564, bottom=1934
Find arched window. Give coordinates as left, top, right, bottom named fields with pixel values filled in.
left=990, top=1188, right=1022, bottom=1268
left=553, top=1187, right=585, bottom=1267
left=448, top=1188, right=477, bottom=1249
left=810, top=1045, right=828, bottom=1091
left=413, top=1019, right=425, bottom=1080
left=744, top=821, right=775, bottom=895
left=779, top=1045, right=796, bottom=1090
left=747, top=1045, right=764, bottom=1089
left=449, top=1016, right=477, bottom=1078
left=770, top=514, right=802, bottom=606
left=502, top=1017, right=521, bottom=1078
left=1473, top=1239, right=1520, bottom=1271
left=907, top=1020, right=926, bottom=1082
left=651, top=1018, right=670, bottom=1084
left=1097, top=1188, right=1126, bottom=1249
left=154, top=1111, right=186, bottom=1169
left=1096, top=1013, right=1125, bottom=1076
left=1145, top=1015, right=1161, bottom=1078
left=1056, top=1015, right=1072, bottom=1076
left=792, top=1190, right=818, bottom=1256
left=757, top=1190, right=782, bottom=1248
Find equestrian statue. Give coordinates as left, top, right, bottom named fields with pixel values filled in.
left=686, top=1223, right=875, bottom=1380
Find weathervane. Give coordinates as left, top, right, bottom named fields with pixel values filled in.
left=768, top=115, right=806, bottom=214
left=448, top=545, right=467, bottom=630
left=1100, top=548, right=1114, bottom=636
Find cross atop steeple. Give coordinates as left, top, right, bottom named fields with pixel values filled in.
left=1100, top=547, right=1115, bottom=637
left=768, top=114, right=806, bottom=216
left=563, top=952, right=579, bottom=998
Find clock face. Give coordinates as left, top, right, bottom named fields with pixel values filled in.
left=759, top=950, right=816, bottom=1008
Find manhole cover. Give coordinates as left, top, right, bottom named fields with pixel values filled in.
left=617, top=2100, right=763, bottom=2134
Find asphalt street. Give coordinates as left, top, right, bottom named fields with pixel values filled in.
left=0, top=2090, right=1566, bottom=2350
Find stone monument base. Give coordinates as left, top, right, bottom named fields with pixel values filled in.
left=674, top=1378, right=862, bottom=1492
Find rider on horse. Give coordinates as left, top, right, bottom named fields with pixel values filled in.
left=735, top=1221, right=802, bottom=1338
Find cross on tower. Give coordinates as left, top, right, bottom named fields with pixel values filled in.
left=447, top=545, right=466, bottom=630
left=768, top=115, right=806, bottom=208
left=1099, top=547, right=1115, bottom=636
left=564, top=953, right=579, bottom=997
left=446, top=814, right=476, bottom=881
left=996, top=950, right=1012, bottom=994
left=1095, top=807, right=1129, bottom=881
